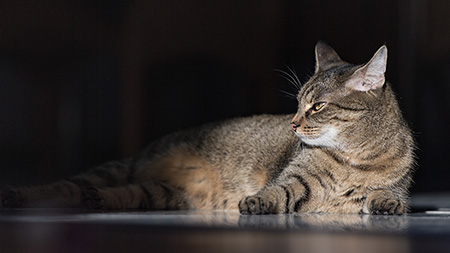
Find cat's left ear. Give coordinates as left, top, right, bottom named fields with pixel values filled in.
left=346, top=45, right=387, bottom=91
left=315, top=42, right=343, bottom=73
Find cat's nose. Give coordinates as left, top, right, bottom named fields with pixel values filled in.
left=291, top=121, right=300, bottom=132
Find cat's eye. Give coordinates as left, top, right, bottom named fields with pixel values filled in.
left=312, top=102, right=327, bottom=111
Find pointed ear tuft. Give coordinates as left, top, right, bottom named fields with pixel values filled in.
left=345, top=45, right=388, bottom=92
left=315, top=41, right=342, bottom=73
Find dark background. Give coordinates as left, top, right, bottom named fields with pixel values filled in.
left=0, top=0, right=448, bottom=193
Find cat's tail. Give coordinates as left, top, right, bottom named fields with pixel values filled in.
left=1, top=158, right=133, bottom=208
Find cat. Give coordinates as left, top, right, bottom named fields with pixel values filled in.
left=1, top=42, right=415, bottom=215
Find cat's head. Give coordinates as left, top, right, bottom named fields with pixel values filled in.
left=292, top=42, right=392, bottom=149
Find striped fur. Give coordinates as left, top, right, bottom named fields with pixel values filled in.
left=1, top=42, right=415, bottom=215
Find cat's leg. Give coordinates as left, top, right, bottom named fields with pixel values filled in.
left=1, top=181, right=85, bottom=208
left=1, top=159, right=132, bottom=208
left=239, top=169, right=309, bottom=215
left=82, top=181, right=189, bottom=210
left=363, top=189, right=407, bottom=215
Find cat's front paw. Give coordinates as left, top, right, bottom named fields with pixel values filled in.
left=1, top=187, right=24, bottom=208
left=82, top=186, right=104, bottom=210
left=366, top=191, right=405, bottom=215
left=239, top=195, right=276, bottom=215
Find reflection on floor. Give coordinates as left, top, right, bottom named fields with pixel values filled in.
left=0, top=193, right=450, bottom=253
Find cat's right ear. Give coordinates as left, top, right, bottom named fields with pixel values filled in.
left=315, top=41, right=342, bottom=73
left=345, top=45, right=387, bottom=92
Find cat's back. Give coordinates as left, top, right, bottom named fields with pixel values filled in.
left=202, top=114, right=297, bottom=153
left=134, top=114, right=299, bottom=177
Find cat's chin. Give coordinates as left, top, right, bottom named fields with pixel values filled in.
left=297, top=127, right=340, bottom=149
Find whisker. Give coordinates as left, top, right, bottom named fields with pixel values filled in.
left=303, top=69, right=314, bottom=82
left=274, top=69, right=301, bottom=89
left=279, top=89, right=297, bottom=99
left=277, top=72, right=300, bottom=89
left=284, top=64, right=302, bottom=88
left=300, top=129, right=320, bottom=133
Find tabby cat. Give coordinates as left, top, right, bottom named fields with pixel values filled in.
left=1, top=42, right=414, bottom=215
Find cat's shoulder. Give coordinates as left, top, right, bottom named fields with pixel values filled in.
left=223, top=113, right=293, bottom=125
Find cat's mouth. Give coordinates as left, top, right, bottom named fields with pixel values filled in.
left=296, top=126, right=340, bottom=148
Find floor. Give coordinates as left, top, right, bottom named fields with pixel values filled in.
left=1, top=193, right=450, bottom=253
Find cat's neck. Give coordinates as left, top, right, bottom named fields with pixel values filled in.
left=316, top=123, right=413, bottom=171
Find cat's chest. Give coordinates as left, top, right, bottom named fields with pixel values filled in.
left=303, top=168, right=370, bottom=213
left=299, top=148, right=374, bottom=197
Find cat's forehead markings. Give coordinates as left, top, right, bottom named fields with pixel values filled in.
left=306, top=92, right=313, bottom=104
left=298, top=82, right=312, bottom=101
left=304, top=87, right=315, bottom=104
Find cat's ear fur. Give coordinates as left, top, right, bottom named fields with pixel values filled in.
left=346, top=45, right=387, bottom=92
left=315, top=41, right=343, bottom=73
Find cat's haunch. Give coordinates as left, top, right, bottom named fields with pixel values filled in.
left=1, top=42, right=415, bottom=215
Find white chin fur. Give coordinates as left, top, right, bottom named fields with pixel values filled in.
left=298, top=127, right=340, bottom=149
